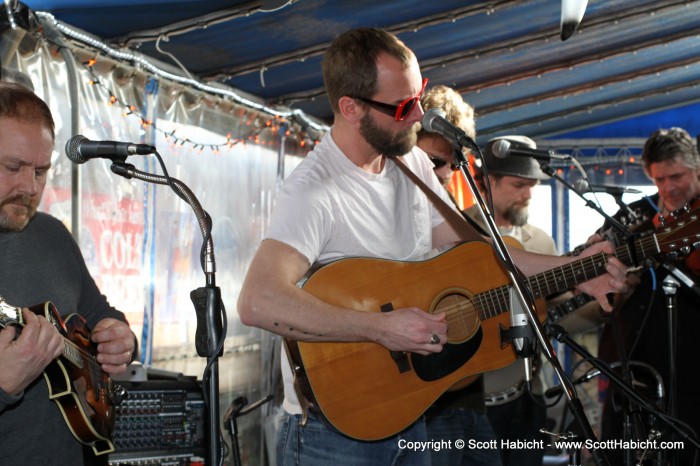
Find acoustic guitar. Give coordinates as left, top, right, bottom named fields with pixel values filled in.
left=285, top=208, right=700, bottom=441
left=0, top=298, right=126, bottom=455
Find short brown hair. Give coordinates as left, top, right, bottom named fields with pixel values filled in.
left=642, top=127, right=699, bottom=174
left=0, top=81, right=55, bottom=141
left=322, top=28, right=415, bottom=114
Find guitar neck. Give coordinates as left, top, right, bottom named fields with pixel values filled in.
left=475, top=232, right=659, bottom=320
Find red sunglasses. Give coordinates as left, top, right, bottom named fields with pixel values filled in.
left=354, top=78, right=428, bottom=122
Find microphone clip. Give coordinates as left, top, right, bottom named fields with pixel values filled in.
left=507, top=286, right=537, bottom=358
left=508, top=324, right=537, bottom=358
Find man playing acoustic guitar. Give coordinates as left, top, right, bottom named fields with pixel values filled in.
left=0, top=81, right=136, bottom=466
left=237, top=27, right=628, bottom=466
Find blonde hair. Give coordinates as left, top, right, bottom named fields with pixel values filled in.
left=419, top=84, right=475, bottom=139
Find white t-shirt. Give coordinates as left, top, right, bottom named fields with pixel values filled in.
left=265, top=131, right=453, bottom=414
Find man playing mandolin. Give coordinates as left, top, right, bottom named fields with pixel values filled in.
left=237, top=27, right=628, bottom=466
left=0, top=81, right=136, bottom=466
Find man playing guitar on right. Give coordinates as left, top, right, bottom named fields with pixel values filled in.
left=599, top=127, right=700, bottom=465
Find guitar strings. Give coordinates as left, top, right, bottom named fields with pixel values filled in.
left=437, top=230, right=671, bottom=330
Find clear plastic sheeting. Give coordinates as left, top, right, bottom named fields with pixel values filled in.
left=2, top=26, right=303, bottom=464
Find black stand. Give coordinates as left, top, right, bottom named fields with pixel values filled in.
left=542, top=159, right=655, bottom=465
left=450, top=146, right=610, bottom=465
left=224, top=395, right=273, bottom=466
left=539, top=164, right=630, bottom=237
left=661, top=268, right=681, bottom=466
left=546, top=421, right=582, bottom=466
left=660, top=261, right=700, bottom=440
left=662, top=273, right=679, bottom=424
left=609, top=315, right=649, bottom=466
left=610, top=193, right=642, bottom=227
left=546, top=323, right=700, bottom=462
left=110, top=162, right=224, bottom=466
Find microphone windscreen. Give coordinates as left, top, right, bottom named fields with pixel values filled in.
left=491, top=139, right=510, bottom=159
left=65, top=135, right=88, bottom=164
left=421, top=108, right=445, bottom=133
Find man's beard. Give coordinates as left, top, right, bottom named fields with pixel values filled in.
left=359, top=113, right=418, bottom=158
left=0, top=194, right=37, bottom=232
left=503, top=204, right=529, bottom=227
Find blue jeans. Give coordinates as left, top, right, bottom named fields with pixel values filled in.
left=425, top=407, right=503, bottom=466
left=276, top=412, right=432, bottom=466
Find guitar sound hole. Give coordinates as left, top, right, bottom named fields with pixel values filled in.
left=430, top=289, right=480, bottom=344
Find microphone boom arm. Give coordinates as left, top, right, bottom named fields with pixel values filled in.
left=110, top=162, right=215, bottom=276
left=539, top=162, right=630, bottom=238
left=109, top=161, right=223, bottom=466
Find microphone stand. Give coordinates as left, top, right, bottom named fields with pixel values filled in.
left=538, top=162, right=629, bottom=238
left=658, top=231, right=700, bottom=463
left=609, top=313, right=648, bottom=466
left=546, top=323, right=700, bottom=460
left=663, top=262, right=700, bottom=299
left=662, top=269, right=680, bottom=466
left=610, top=193, right=641, bottom=227
left=450, top=147, right=610, bottom=465
left=110, top=161, right=224, bottom=466
left=540, top=159, right=651, bottom=463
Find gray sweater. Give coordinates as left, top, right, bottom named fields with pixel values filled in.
left=0, top=212, right=128, bottom=466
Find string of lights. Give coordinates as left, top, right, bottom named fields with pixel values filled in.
left=82, top=58, right=322, bottom=154
left=35, top=11, right=330, bottom=142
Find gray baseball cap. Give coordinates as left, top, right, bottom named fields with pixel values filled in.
left=477, top=135, right=551, bottom=181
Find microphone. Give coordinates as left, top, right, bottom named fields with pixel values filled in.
left=508, top=288, right=536, bottom=391
left=663, top=263, right=700, bottom=299
left=574, top=179, right=642, bottom=195
left=421, top=108, right=479, bottom=152
left=65, top=135, right=156, bottom=164
left=491, top=139, right=571, bottom=161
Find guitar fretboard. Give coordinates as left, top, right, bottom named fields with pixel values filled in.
left=472, top=232, right=660, bottom=320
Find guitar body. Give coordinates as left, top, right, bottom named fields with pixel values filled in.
left=29, top=302, right=120, bottom=455
left=289, top=241, right=519, bottom=441
left=286, top=211, right=700, bottom=441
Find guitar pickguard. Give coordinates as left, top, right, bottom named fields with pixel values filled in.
left=411, top=328, right=483, bottom=381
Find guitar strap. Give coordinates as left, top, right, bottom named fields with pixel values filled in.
left=392, top=156, right=483, bottom=242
